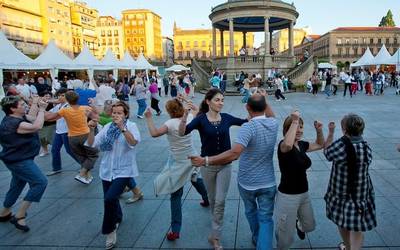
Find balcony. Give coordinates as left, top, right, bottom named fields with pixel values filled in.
left=213, top=55, right=296, bottom=72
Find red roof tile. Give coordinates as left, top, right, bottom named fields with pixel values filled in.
left=333, top=27, right=400, bottom=32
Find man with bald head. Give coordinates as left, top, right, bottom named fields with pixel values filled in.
left=34, top=77, right=51, bottom=96
left=190, top=90, right=278, bottom=249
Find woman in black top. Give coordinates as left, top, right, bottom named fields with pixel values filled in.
left=275, top=110, right=325, bottom=250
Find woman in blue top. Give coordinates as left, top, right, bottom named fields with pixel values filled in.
left=179, top=88, right=247, bottom=250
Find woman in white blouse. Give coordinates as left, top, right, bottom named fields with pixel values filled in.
left=87, top=101, right=141, bottom=250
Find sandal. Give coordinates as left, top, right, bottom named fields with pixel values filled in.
left=0, top=212, right=12, bottom=222
left=10, top=216, right=30, bottom=232
left=338, top=242, right=346, bottom=250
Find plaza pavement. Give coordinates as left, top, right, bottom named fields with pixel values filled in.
left=0, top=89, right=399, bottom=250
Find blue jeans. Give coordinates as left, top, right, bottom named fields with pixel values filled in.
left=51, top=132, right=79, bottom=171
left=102, top=178, right=130, bottom=234
left=238, top=184, right=276, bottom=250
left=126, top=178, right=137, bottom=189
left=324, top=84, right=332, bottom=97
left=242, top=89, right=250, bottom=103
left=136, top=99, right=147, bottom=116
left=170, top=178, right=208, bottom=233
left=3, top=159, right=48, bottom=208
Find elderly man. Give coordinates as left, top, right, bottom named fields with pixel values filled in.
left=190, top=90, right=278, bottom=250
left=34, top=77, right=51, bottom=96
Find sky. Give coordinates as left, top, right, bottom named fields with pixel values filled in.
left=85, top=0, right=400, bottom=46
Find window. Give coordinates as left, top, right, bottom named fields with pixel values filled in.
left=186, top=51, right=191, bottom=58
left=378, top=38, right=381, bottom=44
left=138, top=20, right=143, bottom=25
left=194, top=50, right=199, bottom=58
left=337, top=48, right=341, bottom=55
left=370, top=38, right=374, bottom=44
left=107, top=30, right=112, bottom=36
left=101, top=30, right=105, bottom=36
left=395, top=38, right=398, bottom=44
left=202, top=41, right=206, bottom=47
left=127, top=38, right=131, bottom=43
left=114, top=30, right=118, bottom=36
left=115, top=38, right=118, bottom=44
left=186, top=41, right=190, bottom=47
left=353, top=47, right=358, bottom=55
left=353, top=39, right=358, bottom=44
left=345, top=39, right=350, bottom=44
left=345, top=48, right=350, bottom=56
left=202, top=51, right=207, bottom=58
left=386, top=38, right=390, bottom=44
left=178, top=42, right=183, bottom=48
left=108, top=38, right=112, bottom=44
left=362, top=47, right=366, bottom=54
left=126, top=30, right=130, bottom=35
left=337, top=39, right=342, bottom=45
left=194, top=41, right=198, bottom=47
left=178, top=51, right=183, bottom=58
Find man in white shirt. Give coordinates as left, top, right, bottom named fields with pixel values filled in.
left=15, top=77, right=31, bottom=100
left=97, top=82, right=116, bottom=108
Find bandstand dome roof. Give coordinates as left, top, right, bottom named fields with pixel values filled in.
left=210, top=0, right=299, bottom=32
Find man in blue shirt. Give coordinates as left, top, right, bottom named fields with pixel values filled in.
left=190, top=90, right=278, bottom=250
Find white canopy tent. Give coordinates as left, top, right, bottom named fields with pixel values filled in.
left=34, top=40, right=75, bottom=82
left=350, top=47, right=375, bottom=67
left=97, top=48, right=122, bottom=77
left=135, top=53, right=158, bottom=82
left=73, top=45, right=101, bottom=86
left=119, top=51, right=138, bottom=76
left=371, top=44, right=394, bottom=65
left=318, top=62, right=337, bottom=69
left=165, top=64, right=191, bottom=72
left=389, top=49, right=400, bottom=71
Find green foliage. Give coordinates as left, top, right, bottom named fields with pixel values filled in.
left=379, top=10, right=396, bottom=27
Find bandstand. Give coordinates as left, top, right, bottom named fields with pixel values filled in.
left=209, top=0, right=299, bottom=83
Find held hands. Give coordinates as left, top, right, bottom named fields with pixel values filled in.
left=291, top=110, right=300, bottom=122
left=257, top=88, right=267, bottom=97
left=328, top=122, right=336, bottom=133
left=144, top=108, right=152, bottom=119
left=314, top=120, right=323, bottom=130
left=88, top=119, right=98, bottom=130
left=38, top=99, right=48, bottom=111
left=188, top=156, right=205, bottom=167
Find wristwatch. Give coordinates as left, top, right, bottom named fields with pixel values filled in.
left=121, top=128, right=127, bottom=133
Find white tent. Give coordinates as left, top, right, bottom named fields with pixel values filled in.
left=135, top=53, right=157, bottom=70
left=351, top=47, right=375, bottom=67
left=34, top=40, right=75, bottom=82
left=165, top=64, right=191, bottom=72
left=372, top=44, right=394, bottom=65
left=97, top=48, right=122, bottom=77
left=389, top=49, right=400, bottom=70
left=120, top=51, right=138, bottom=76
left=318, top=63, right=337, bottom=69
left=73, top=45, right=101, bottom=86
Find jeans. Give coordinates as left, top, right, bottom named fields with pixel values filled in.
left=242, top=89, right=250, bottom=103
left=164, top=85, right=169, bottom=96
left=238, top=184, right=276, bottom=250
left=343, top=83, right=352, bottom=97
left=136, top=99, right=147, bottom=116
left=126, top=178, right=136, bottom=189
left=170, top=178, right=208, bottom=233
left=3, top=159, right=48, bottom=208
left=51, top=132, right=79, bottom=171
left=324, top=84, right=332, bottom=97
left=102, top=178, right=130, bottom=234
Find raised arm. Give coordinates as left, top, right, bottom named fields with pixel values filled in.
left=189, top=143, right=244, bottom=167
left=257, top=89, right=275, bottom=118
left=144, top=109, right=168, bottom=137
left=280, top=111, right=300, bottom=153
left=178, top=108, right=190, bottom=136
left=324, top=122, right=336, bottom=149
left=307, top=121, right=324, bottom=152
left=17, top=100, right=48, bottom=134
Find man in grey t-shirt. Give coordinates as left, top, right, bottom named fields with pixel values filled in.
left=190, top=90, right=278, bottom=250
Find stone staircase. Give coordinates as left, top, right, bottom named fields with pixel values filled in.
left=287, top=55, right=316, bottom=90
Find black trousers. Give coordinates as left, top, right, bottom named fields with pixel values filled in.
left=312, top=84, right=318, bottom=95
left=275, top=89, right=286, bottom=100
left=332, top=85, right=338, bottom=95
left=343, top=83, right=352, bottom=97
left=151, top=98, right=161, bottom=113
left=164, top=85, right=169, bottom=96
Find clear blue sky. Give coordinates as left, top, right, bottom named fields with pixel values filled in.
left=85, top=0, right=400, bottom=46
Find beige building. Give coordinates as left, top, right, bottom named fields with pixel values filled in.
left=312, top=27, right=400, bottom=66
left=122, top=9, right=162, bottom=60
left=173, top=23, right=254, bottom=65
left=70, top=0, right=98, bottom=56
left=96, top=16, right=124, bottom=59
left=40, top=0, right=73, bottom=57
left=0, top=0, right=43, bottom=56
left=272, top=27, right=311, bottom=53
left=294, top=34, right=320, bottom=61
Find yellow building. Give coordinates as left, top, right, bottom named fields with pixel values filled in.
left=122, top=9, right=162, bottom=60
left=0, top=0, right=43, bottom=56
left=40, top=0, right=73, bottom=57
left=70, top=0, right=98, bottom=56
left=173, top=23, right=254, bottom=65
left=96, top=16, right=124, bottom=59
left=272, top=27, right=311, bottom=53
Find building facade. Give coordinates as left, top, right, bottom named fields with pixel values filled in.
left=312, top=27, right=400, bottom=66
left=162, top=36, right=174, bottom=65
left=293, top=34, right=320, bottom=61
left=70, top=0, right=98, bottom=56
left=96, top=16, right=124, bottom=59
left=122, top=9, right=162, bottom=60
left=272, top=26, right=311, bottom=53
left=40, top=0, right=73, bottom=57
left=0, top=0, right=43, bottom=56
left=173, top=23, right=255, bottom=65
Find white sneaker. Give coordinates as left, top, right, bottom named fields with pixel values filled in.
left=105, top=229, right=117, bottom=249
left=74, top=174, right=92, bottom=185
left=39, top=152, right=49, bottom=157
left=126, top=192, right=144, bottom=204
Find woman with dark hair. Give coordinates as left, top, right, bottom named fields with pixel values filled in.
left=178, top=88, right=247, bottom=249
left=324, top=113, right=376, bottom=250
left=0, top=96, right=48, bottom=232
left=86, top=101, right=141, bottom=249
left=275, top=110, right=324, bottom=249
left=144, top=97, right=209, bottom=241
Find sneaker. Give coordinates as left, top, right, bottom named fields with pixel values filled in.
left=126, top=192, right=143, bottom=204
left=39, top=152, right=49, bottom=157
left=136, top=115, right=144, bottom=119
left=105, top=229, right=117, bottom=249
left=296, top=220, right=306, bottom=240
left=166, top=231, right=180, bottom=241
left=46, top=170, right=62, bottom=176
left=200, top=199, right=210, bottom=207
left=74, top=174, right=92, bottom=185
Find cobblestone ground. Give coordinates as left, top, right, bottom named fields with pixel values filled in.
left=0, top=89, right=399, bottom=249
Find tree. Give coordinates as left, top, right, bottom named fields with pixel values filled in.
left=379, top=10, right=396, bottom=27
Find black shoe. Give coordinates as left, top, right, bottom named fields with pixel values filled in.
left=10, top=216, right=30, bottom=232
left=0, top=213, right=12, bottom=222
left=200, top=199, right=209, bottom=207
left=296, top=220, right=305, bottom=240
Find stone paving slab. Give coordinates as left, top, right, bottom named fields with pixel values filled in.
left=0, top=91, right=399, bottom=249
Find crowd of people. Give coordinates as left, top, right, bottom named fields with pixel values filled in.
left=0, top=69, right=398, bottom=250
left=306, top=69, right=400, bottom=98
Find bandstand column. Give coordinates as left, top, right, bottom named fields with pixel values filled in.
left=212, top=25, right=217, bottom=58
left=229, top=18, right=234, bottom=56
left=289, top=20, right=294, bottom=56
left=242, top=31, right=247, bottom=49
left=264, top=17, right=270, bottom=55
left=220, top=29, right=224, bottom=57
